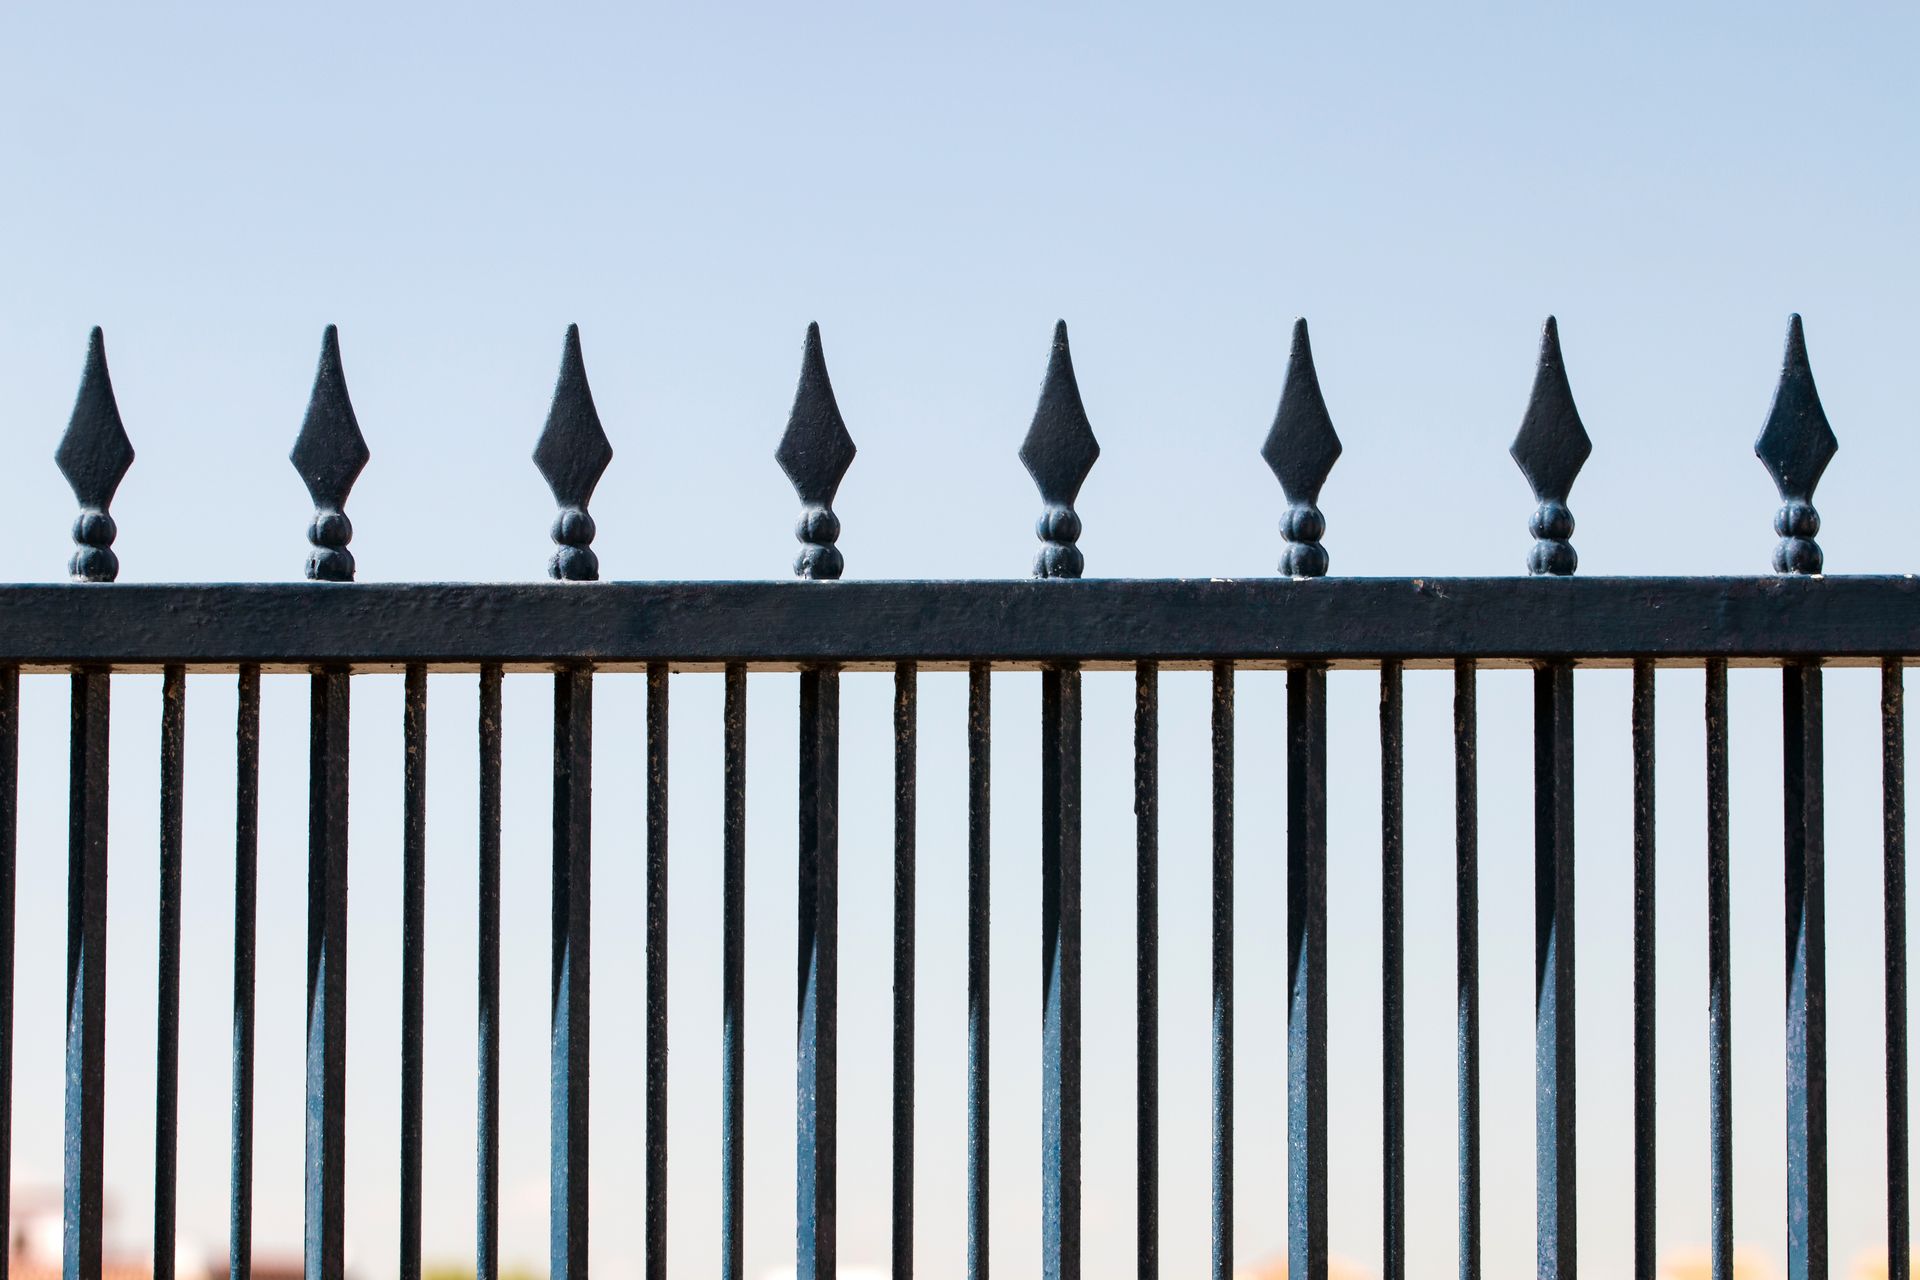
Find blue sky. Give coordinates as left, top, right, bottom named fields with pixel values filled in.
left=1, top=4, right=1917, bottom=1277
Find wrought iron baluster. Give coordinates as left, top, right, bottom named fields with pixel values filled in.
left=1454, top=660, right=1480, bottom=1280
left=1510, top=316, right=1591, bottom=1278
left=721, top=664, right=747, bottom=1280
left=1211, top=662, right=1234, bottom=1280
left=230, top=665, right=260, bottom=1280
left=305, top=667, right=350, bottom=1280
left=893, top=662, right=917, bottom=1280
left=1133, top=661, right=1158, bottom=1280
left=1040, top=664, right=1083, bottom=1280
left=401, top=667, right=427, bottom=1280
left=477, top=664, right=502, bottom=1280
left=645, top=664, right=669, bottom=1280
left=1380, top=660, right=1405, bottom=1280
left=1287, top=663, right=1329, bottom=1280
left=0, top=667, right=16, bottom=1280
left=1756, top=314, right=1837, bottom=1280
left=550, top=665, right=592, bottom=1280
left=1632, top=661, right=1656, bottom=1280
left=796, top=666, right=841, bottom=1280
left=154, top=666, right=186, bottom=1280
left=1886, top=659, right=1910, bottom=1280
left=968, top=662, right=991, bottom=1280
left=1706, top=660, right=1733, bottom=1280
left=65, top=668, right=110, bottom=1280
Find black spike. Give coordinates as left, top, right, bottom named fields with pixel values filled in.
left=1755, top=315, right=1837, bottom=575
left=533, top=325, right=614, bottom=581
left=1018, top=320, right=1100, bottom=579
left=1260, top=318, right=1342, bottom=577
left=1509, top=317, right=1591, bottom=576
left=774, top=322, right=856, bottom=580
left=289, top=326, right=370, bottom=582
left=54, top=328, right=134, bottom=582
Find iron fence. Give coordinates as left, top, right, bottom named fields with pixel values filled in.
left=0, top=312, right=1910, bottom=1280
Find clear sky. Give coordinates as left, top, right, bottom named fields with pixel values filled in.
left=1, top=4, right=1917, bottom=1278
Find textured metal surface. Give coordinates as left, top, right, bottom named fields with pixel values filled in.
left=645, top=665, right=668, bottom=1280
left=153, top=667, right=185, bottom=1280
left=892, top=663, right=917, bottom=1280
left=64, top=671, right=110, bottom=1280
left=400, top=667, right=427, bottom=1280
left=549, top=667, right=591, bottom=1280
left=54, top=329, right=134, bottom=583
left=1706, top=660, right=1733, bottom=1280
left=776, top=325, right=857, bottom=581
left=796, top=667, right=840, bottom=1279
left=229, top=667, right=259, bottom=1280
left=967, top=663, right=990, bottom=1280
left=1286, top=665, right=1328, bottom=1280
left=1454, top=660, right=1480, bottom=1280
left=1510, top=318, right=1591, bottom=577
left=1632, top=662, right=1656, bottom=1280
left=1261, top=318, right=1342, bottom=578
left=1533, top=662, right=1576, bottom=1278
left=304, top=670, right=350, bottom=1280
left=721, top=665, right=746, bottom=1280
left=1020, top=324, right=1099, bottom=579
left=289, top=329, right=369, bottom=583
left=7, top=577, right=1920, bottom=667
left=1783, top=663, right=1828, bottom=1279
left=533, top=327, right=614, bottom=582
left=1133, top=662, right=1158, bottom=1280
left=1210, top=661, right=1233, bottom=1280
left=1756, top=316, right=1837, bottom=576
left=1040, top=665, right=1083, bottom=1280
left=1380, top=661, right=1405, bottom=1280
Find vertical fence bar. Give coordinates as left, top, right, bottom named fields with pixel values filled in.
left=1632, top=661, right=1656, bottom=1280
left=305, top=668, right=350, bottom=1280
left=1454, top=659, right=1479, bottom=1280
left=893, top=662, right=917, bottom=1280
left=722, top=665, right=747, bottom=1280
left=65, top=669, right=110, bottom=1280
left=1784, top=662, right=1827, bottom=1279
left=1288, top=663, right=1328, bottom=1280
left=551, top=665, right=592, bottom=1280
left=400, top=667, right=427, bottom=1280
left=1885, top=659, right=1910, bottom=1280
left=1380, top=661, right=1405, bottom=1280
left=645, top=664, right=669, bottom=1280
left=1134, top=662, right=1158, bottom=1280
left=477, top=665, right=502, bottom=1280
left=797, top=666, right=841, bottom=1280
left=0, top=667, right=16, bottom=1280
left=1041, top=664, right=1083, bottom=1280
left=1211, top=661, right=1234, bottom=1280
left=154, top=667, right=186, bottom=1280
left=230, top=666, right=260, bottom=1280
left=1534, top=661, right=1577, bottom=1279
left=1705, top=660, right=1733, bottom=1280
left=968, top=662, right=991, bottom=1280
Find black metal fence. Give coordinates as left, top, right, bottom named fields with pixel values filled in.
left=0, top=312, right=1910, bottom=1280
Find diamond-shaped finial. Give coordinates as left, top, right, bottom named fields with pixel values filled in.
left=1755, top=315, right=1836, bottom=575
left=534, top=325, right=614, bottom=581
left=289, top=326, right=370, bottom=581
left=1260, top=318, right=1341, bottom=577
left=55, top=327, right=134, bottom=582
left=774, top=322, right=856, bottom=580
left=1018, top=320, right=1100, bottom=578
left=1509, top=317, right=1590, bottom=575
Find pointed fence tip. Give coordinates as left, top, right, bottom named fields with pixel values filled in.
left=1052, top=318, right=1069, bottom=345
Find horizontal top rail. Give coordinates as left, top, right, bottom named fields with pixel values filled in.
left=0, top=576, right=1914, bottom=671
